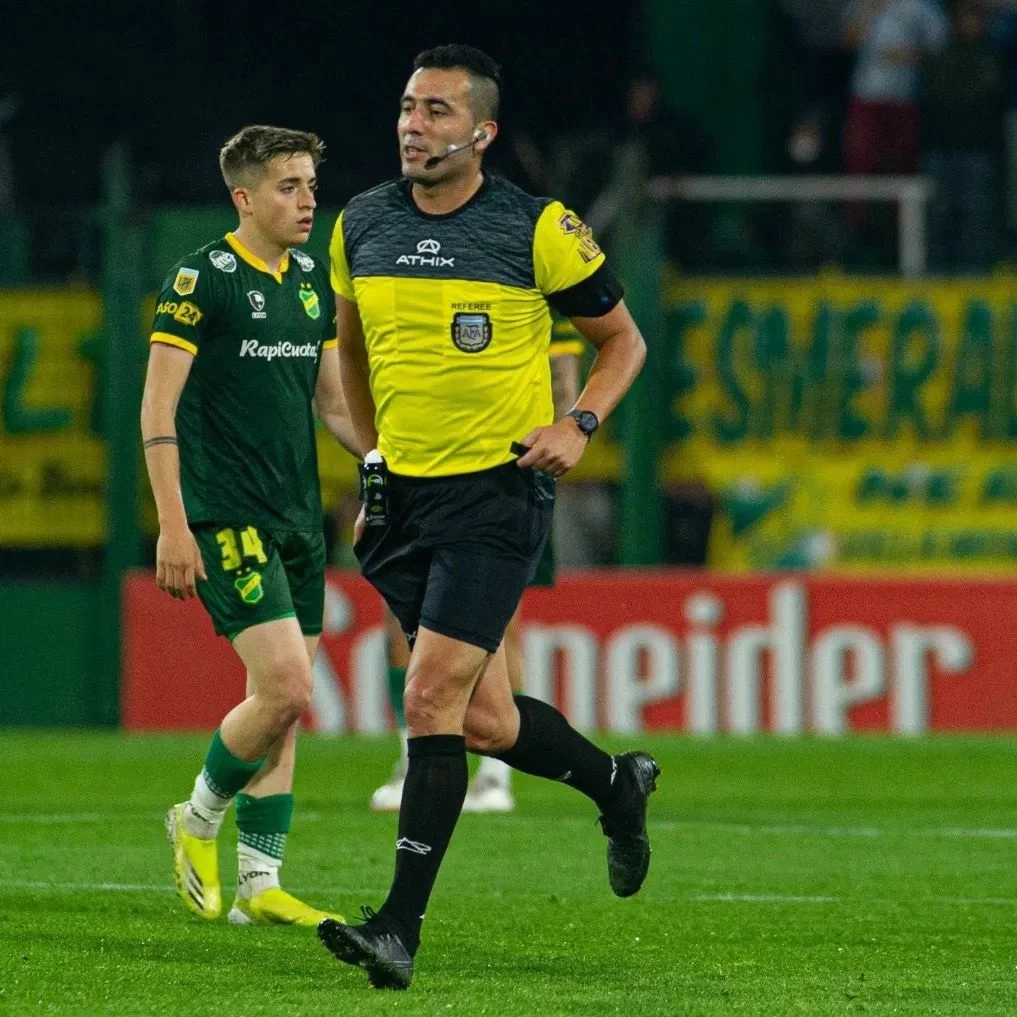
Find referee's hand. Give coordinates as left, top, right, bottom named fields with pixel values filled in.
left=515, top=419, right=589, bottom=477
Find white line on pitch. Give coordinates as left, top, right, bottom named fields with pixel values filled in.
left=0, top=813, right=111, bottom=824
left=1, top=880, right=174, bottom=892
left=928, top=828, right=1017, bottom=840
left=5, top=880, right=1017, bottom=910
left=693, top=893, right=840, bottom=904
left=0, top=878, right=380, bottom=895
left=522, top=818, right=1017, bottom=841
left=940, top=896, right=1017, bottom=906
left=5, top=813, right=1017, bottom=844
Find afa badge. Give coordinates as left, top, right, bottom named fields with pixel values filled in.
left=234, top=570, right=264, bottom=605
left=299, top=283, right=321, bottom=320
left=173, top=267, right=199, bottom=296
left=450, top=312, right=492, bottom=353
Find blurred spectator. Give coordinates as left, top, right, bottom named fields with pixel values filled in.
left=781, top=0, right=855, bottom=115
left=922, top=1, right=1005, bottom=271
left=780, top=105, right=851, bottom=266
left=988, top=3, right=1017, bottom=239
left=505, top=72, right=706, bottom=221
left=0, top=91, right=29, bottom=286
left=585, top=72, right=707, bottom=265
left=0, top=93, right=15, bottom=213
left=843, top=0, right=949, bottom=176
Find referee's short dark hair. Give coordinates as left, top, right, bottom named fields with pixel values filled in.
left=219, top=125, right=325, bottom=191
left=413, top=44, right=501, bottom=121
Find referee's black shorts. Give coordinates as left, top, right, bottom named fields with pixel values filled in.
left=354, top=461, right=554, bottom=653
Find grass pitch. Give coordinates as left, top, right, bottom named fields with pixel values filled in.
left=1, top=733, right=1016, bottom=1015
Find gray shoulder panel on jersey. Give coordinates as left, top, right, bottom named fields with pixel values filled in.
left=341, top=176, right=552, bottom=290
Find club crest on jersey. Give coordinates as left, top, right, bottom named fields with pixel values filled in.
left=234, top=570, right=264, bottom=605
left=172, top=267, right=199, bottom=296
left=298, top=282, right=321, bottom=320
left=557, top=211, right=602, bottom=263
left=450, top=312, right=492, bottom=353
left=397, top=238, right=454, bottom=268
left=209, top=250, right=237, bottom=273
left=292, top=250, right=314, bottom=272
left=248, top=291, right=267, bottom=319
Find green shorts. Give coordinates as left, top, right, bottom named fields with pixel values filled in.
left=193, top=523, right=326, bottom=639
left=529, top=536, right=556, bottom=588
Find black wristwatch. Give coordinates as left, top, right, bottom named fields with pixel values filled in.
left=566, top=408, right=599, bottom=439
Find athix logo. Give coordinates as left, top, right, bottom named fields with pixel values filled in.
left=396, top=837, right=432, bottom=856
left=239, top=339, right=319, bottom=361
left=396, top=238, right=454, bottom=268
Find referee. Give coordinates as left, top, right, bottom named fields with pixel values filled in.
left=319, top=45, right=658, bottom=989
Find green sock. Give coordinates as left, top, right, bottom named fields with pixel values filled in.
left=387, top=666, right=407, bottom=728
left=236, top=792, right=294, bottom=862
left=200, top=729, right=265, bottom=800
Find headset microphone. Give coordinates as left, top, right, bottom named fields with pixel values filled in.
left=424, top=130, right=487, bottom=169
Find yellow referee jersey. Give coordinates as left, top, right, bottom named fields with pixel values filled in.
left=330, top=174, right=607, bottom=477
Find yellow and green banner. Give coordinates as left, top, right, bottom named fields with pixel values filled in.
left=0, top=293, right=106, bottom=545
left=0, top=292, right=359, bottom=546
left=4, top=278, right=1017, bottom=569
left=658, top=276, right=1017, bottom=572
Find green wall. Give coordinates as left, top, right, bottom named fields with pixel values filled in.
left=0, top=583, right=103, bottom=725
left=645, top=0, right=779, bottom=174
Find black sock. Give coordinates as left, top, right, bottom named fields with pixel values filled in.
left=493, top=695, right=620, bottom=812
left=377, top=734, right=467, bottom=953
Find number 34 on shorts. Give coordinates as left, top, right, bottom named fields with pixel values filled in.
left=191, top=523, right=326, bottom=640
left=216, top=525, right=268, bottom=571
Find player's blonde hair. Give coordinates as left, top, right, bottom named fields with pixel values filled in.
left=219, top=125, right=325, bottom=190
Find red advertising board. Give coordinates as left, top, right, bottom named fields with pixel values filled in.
left=122, top=570, right=1017, bottom=734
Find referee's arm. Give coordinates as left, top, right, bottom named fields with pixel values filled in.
left=566, top=300, right=645, bottom=424
left=335, top=294, right=378, bottom=457
left=517, top=300, right=645, bottom=474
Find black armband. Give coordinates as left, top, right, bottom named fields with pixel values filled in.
left=546, top=262, right=624, bottom=319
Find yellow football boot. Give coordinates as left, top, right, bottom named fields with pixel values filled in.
left=164, top=803, right=221, bottom=919
left=227, top=887, right=344, bottom=927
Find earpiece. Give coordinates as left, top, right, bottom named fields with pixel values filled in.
left=474, top=130, right=488, bottom=143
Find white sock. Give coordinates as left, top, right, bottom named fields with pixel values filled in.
left=475, top=755, right=511, bottom=788
left=236, top=843, right=281, bottom=900
left=184, top=771, right=232, bottom=839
